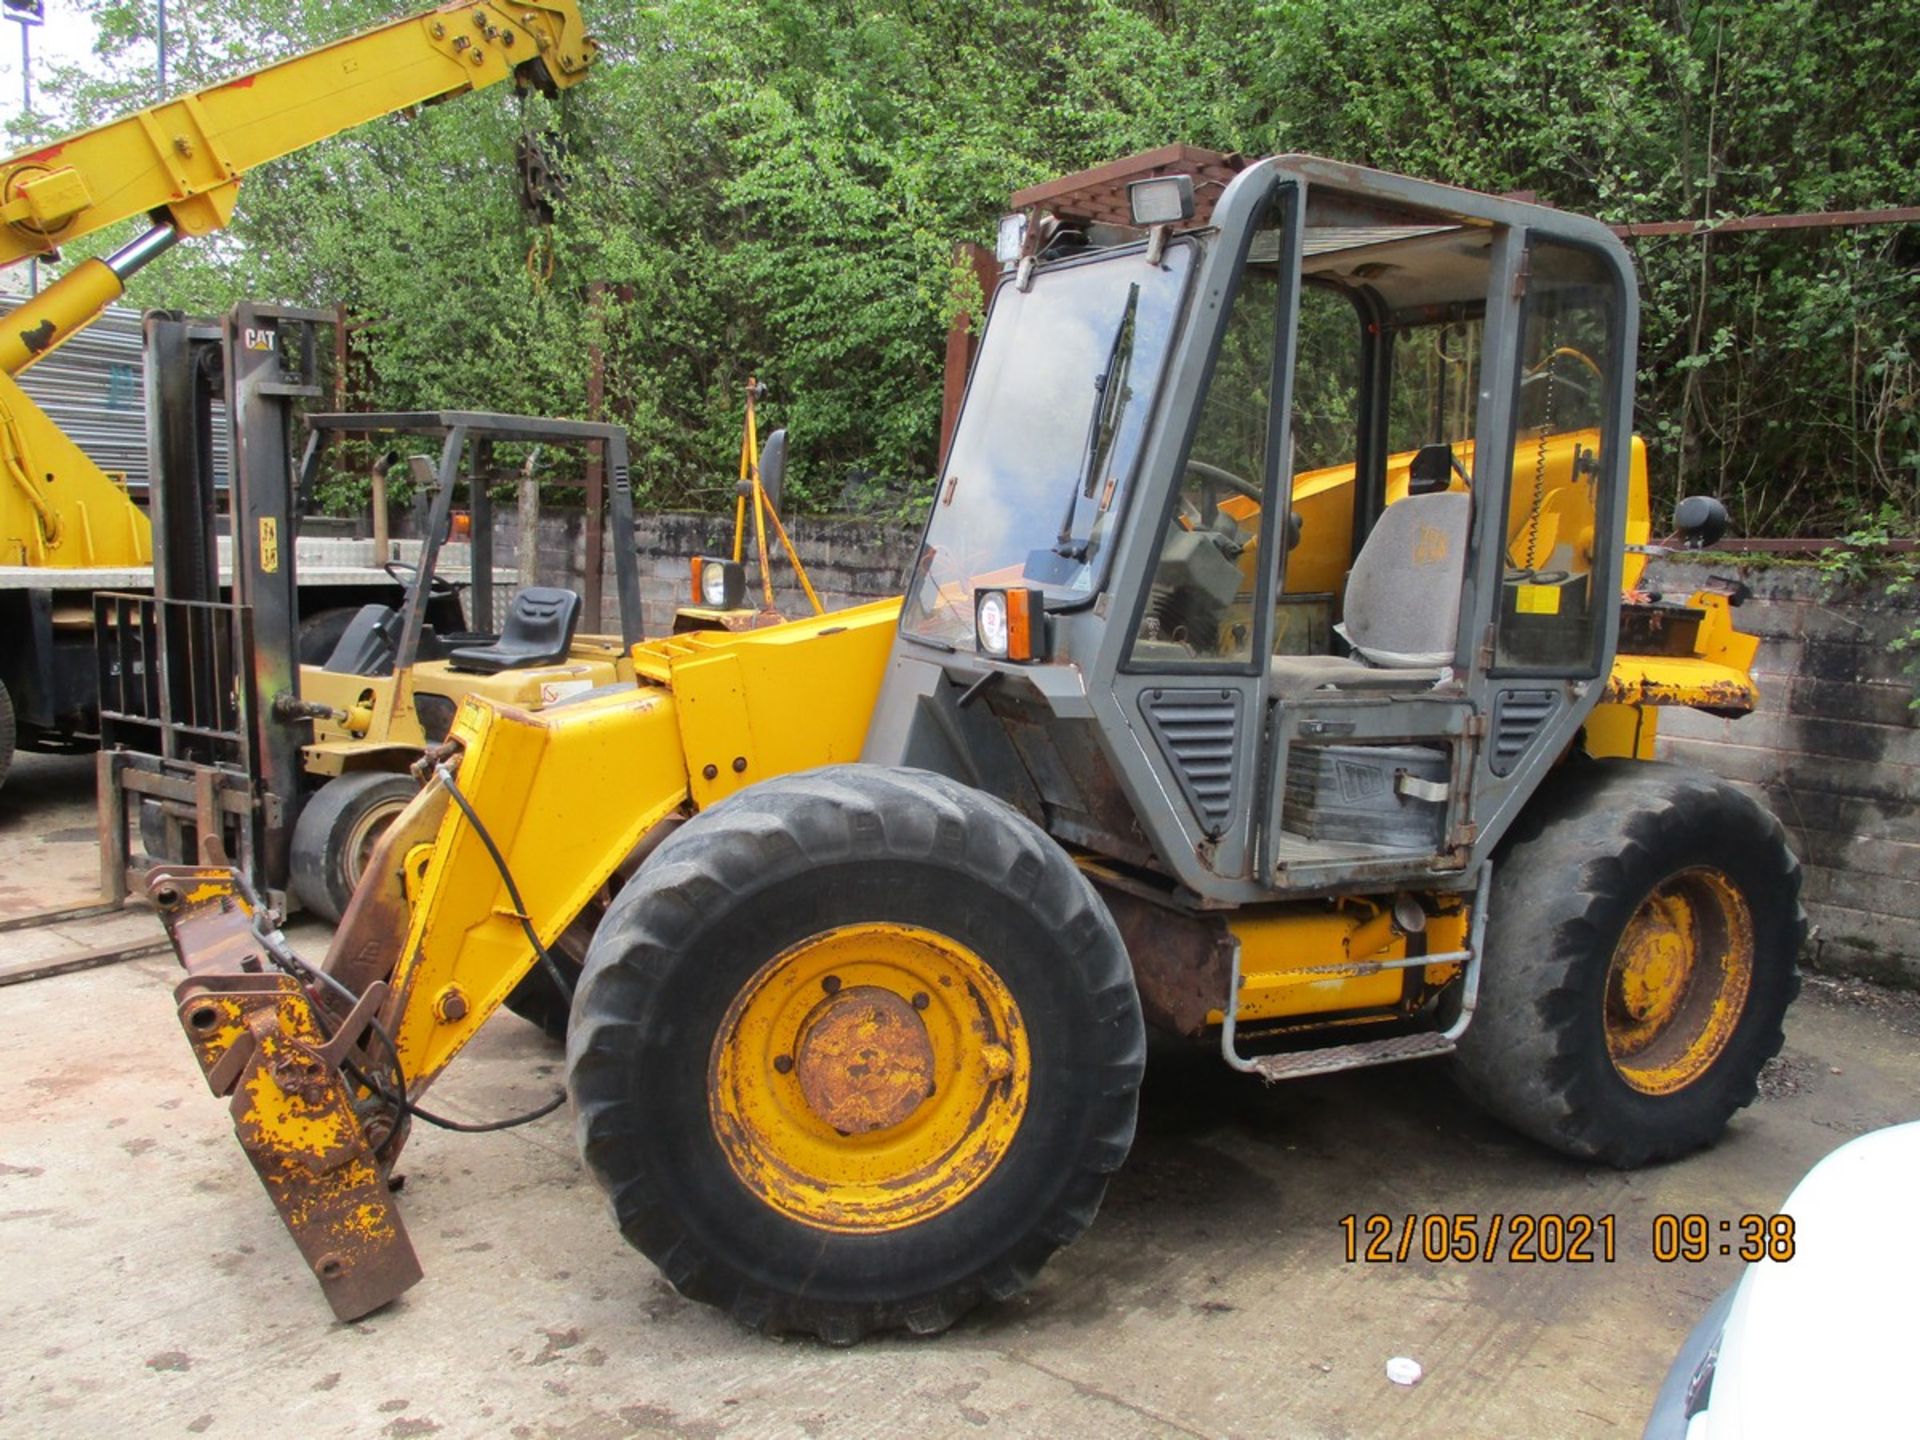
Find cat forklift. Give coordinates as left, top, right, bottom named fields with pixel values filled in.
left=101, top=308, right=646, bottom=930
left=152, top=151, right=1799, bottom=1341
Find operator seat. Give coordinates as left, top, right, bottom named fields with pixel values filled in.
left=1270, top=490, right=1470, bottom=695
left=446, top=586, right=582, bottom=674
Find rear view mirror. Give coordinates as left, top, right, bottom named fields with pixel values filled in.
left=1673, top=495, right=1729, bottom=549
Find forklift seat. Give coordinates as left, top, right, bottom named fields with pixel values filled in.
left=1271, top=490, right=1469, bottom=695
left=446, top=587, right=582, bottom=674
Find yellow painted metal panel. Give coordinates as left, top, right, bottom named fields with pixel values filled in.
left=0, top=366, right=150, bottom=566
left=1584, top=702, right=1660, bottom=759
left=380, top=687, right=689, bottom=1086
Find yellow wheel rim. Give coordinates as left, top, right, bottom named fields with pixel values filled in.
left=708, top=922, right=1030, bottom=1233
left=1605, top=867, right=1754, bottom=1095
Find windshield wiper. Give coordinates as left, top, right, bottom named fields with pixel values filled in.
left=1053, top=282, right=1140, bottom=560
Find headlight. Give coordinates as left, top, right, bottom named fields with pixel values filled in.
left=995, top=211, right=1029, bottom=264
left=974, top=587, right=1047, bottom=663
left=975, top=590, right=1010, bottom=657
left=1128, top=174, right=1195, bottom=226
left=691, top=556, right=747, bottom=609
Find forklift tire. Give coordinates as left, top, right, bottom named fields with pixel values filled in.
left=0, top=677, right=13, bottom=792
left=568, top=764, right=1145, bottom=1342
left=289, top=771, right=420, bottom=924
left=1452, top=760, right=1803, bottom=1168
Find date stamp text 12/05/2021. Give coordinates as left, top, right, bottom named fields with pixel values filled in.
left=1337, top=1213, right=1798, bottom=1265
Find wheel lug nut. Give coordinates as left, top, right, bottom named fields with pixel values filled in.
left=821, top=975, right=841, bottom=994
left=911, top=992, right=929, bottom=1010
left=773, top=1054, right=793, bottom=1074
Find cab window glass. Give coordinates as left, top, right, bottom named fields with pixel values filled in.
left=1388, top=319, right=1483, bottom=457
left=1131, top=265, right=1280, bottom=665
left=1495, top=239, right=1618, bottom=671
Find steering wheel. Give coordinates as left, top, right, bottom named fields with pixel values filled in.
left=384, top=559, right=462, bottom=599
left=1184, top=458, right=1262, bottom=502
left=1521, top=345, right=1601, bottom=400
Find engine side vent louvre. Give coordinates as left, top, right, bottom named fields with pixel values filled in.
left=1490, top=688, right=1559, bottom=776
left=1138, top=687, right=1242, bottom=837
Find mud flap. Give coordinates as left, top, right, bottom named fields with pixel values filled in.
left=156, top=867, right=422, bottom=1321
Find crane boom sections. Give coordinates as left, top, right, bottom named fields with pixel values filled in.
left=0, top=0, right=594, bottom=268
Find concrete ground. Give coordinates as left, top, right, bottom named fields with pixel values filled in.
left=2, top=751, right=1917, bottom=1440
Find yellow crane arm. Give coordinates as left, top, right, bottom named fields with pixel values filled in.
left=0, top=0, right=595, bottom=375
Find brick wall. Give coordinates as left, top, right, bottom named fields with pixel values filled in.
left=1643, top=555, right=1919, bottom=986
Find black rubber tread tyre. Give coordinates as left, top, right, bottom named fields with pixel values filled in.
left=289, top=771, right=420, bottom=924
left=1451, top=759, right=1803, bottom=1168
left=297, top=607, right=363, bottom=667
left=0, top=677, right=14, bottom=792
left=567, top=764, right=1145, bottom=1342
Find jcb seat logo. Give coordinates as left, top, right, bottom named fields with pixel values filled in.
left=1413, top=524, right=1450, bottom=566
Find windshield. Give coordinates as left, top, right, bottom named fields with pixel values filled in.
left=902, top=242, right=1195, bottom=648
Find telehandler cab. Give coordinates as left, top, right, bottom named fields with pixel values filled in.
left=152, top=152, right=1800, bottom=1341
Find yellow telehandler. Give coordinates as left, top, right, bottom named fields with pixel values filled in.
left=152, top=151, right=1799, bottom=1341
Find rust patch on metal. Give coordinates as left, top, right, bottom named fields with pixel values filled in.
left=1095, top=883, right=1232, bottom=1037
left=794, top=986, right=934, bottom=1134
left=325, top=784, right=452, bottom=998
left=154, top=866, right=422, bottom=1321
left=1602, top=669, right=1757, bottom=717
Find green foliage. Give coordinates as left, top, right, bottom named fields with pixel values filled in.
left=1817, top=504, right=1920, bottom=706
left=13, top=0, right=1920, bottom=533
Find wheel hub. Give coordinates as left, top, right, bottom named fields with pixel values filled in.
left=1616, top=916, right=1689, bottom=1025
left=793, top=986, right=934, bottom=1135
left=1604, top=867, right=1755, bottom=1096
left=708, top=922, right=1030, bottom=1233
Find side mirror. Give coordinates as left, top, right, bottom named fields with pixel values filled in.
left=1407, top=442, right=1456, bottom=495
left=1673, top=495, right=1729, bottom=549
left=758, top=428, right=787, bottom=516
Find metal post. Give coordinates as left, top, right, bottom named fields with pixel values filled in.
left=394, top=429, right=465, bottom=672
left=583, top=280, right=606, bottom=629
left=226, top=301, right=322, bottom=895
left=469, top=435, right=493, bottom=632
left=606, top=428, right=641, bottom=648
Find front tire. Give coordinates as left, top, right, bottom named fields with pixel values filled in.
left=1452, top=761, right=1803, bottom=1167
left=567, top=765, right=1144, bottom=1342
left=289, top=771, right=420, bottom=923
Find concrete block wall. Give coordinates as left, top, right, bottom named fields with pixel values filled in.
left=1643, top=555, right=1920, bottom=986
left=482, top=508, right=922, bottom=638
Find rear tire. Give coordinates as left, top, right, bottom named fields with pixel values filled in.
left=289, top=771, right=420, bottom=923
left=1452, top=760, right=1803, bottom=1167
left=568, top=764, right=1144, bottom=1342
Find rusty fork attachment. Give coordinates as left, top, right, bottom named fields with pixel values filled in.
left=151, top=865, right=424, bottom=1321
